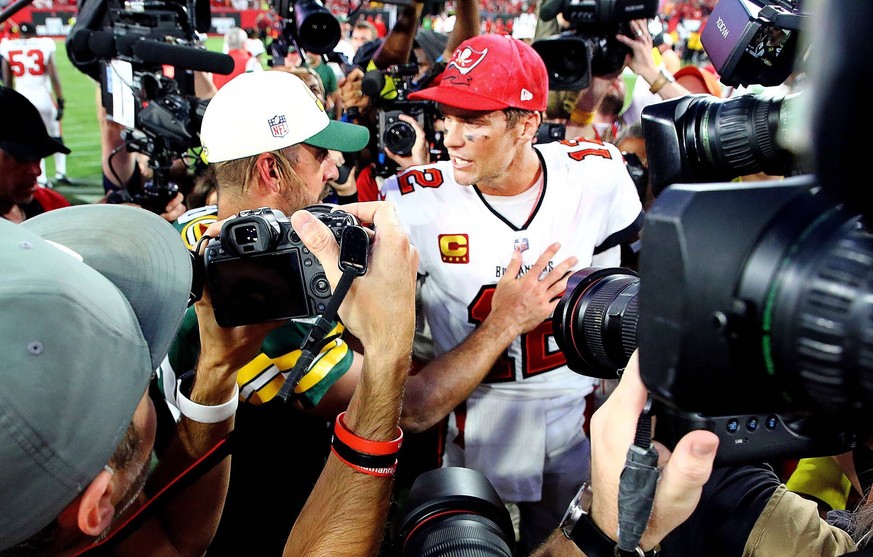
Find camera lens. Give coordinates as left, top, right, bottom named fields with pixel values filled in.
left=383, top=120, right=417, bottom=156
left=553, top=267, right=640, bottom=378
left=397, top=467, right=515, bottom=557
left=641, top=93, right=803, bottom=196
left=531, top=33, right=591, bottom=91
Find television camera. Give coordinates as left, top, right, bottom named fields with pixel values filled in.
left=701, top=0, right=806, bottom=88
left=551, top=0, right=873, bottom=466
left=267, top=0, right=340, bottom=66
left=531, top=0, right=660, bottom=91
left=65, top=0, right=232, bottom=213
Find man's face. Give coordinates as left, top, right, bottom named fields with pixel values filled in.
left=0, top=148, right=41, bottom=206
left=276, top=143, right=339, bottom=212
left=351, top=28, right=375, bottom=52
left=105, top=391, right=157, bottom=530
left=440, top=106, right=527, bottom=190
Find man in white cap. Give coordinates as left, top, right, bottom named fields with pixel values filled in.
left=162, top=70, right=414, bottom=556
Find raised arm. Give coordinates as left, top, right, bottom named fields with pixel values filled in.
left=283, top=201, right=419, bottom=556
left=118, top=220, right=281, bottom=556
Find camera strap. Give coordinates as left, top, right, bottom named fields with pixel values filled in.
left=277, top=266, right=359, bottom=402
left=616, top=395, right=660, bottom=553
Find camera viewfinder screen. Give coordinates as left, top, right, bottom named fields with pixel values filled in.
left=209, top=251, right=310, bottom=326
left=234, top=224, right=260, bottom=247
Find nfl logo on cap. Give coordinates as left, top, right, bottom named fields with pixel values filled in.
left=269, top=115, right=288, bottom=138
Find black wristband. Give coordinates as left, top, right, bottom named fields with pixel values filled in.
left=331, top=432, right=398, bottom=469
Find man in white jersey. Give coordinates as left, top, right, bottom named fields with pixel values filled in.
left=380, top=33, right=644, bottom=553
left=0, top=23, right=67, bottom=186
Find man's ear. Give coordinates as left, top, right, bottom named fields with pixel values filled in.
left=520, top=111, right=543, bottom=142
left=56, top=468, right=116, bottom=536
left=254, top=152, right=282, bottom=195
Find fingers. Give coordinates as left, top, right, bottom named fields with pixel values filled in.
left=329, top=200, right=398, bottom=230
left=524, top=242, right=561, bottom=282
left=397, top=113, right=425, bottom=132
left=160, top=193, right=187, bottom=223
left=290, top=209, right=342, bottom=287
left=659, top=430, right=719, bottom=493
left=646, top=429, right=719, bottom=544
left=499, top=248, right=524, bottom=283
left=599, top=351, right=649, bottom=418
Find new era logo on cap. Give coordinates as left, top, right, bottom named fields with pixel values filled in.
left=520, top=89, right=533, bottom=101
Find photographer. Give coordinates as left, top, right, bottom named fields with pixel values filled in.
left=0, top=203, right=246, bottom=555
left=529, top=351, right=857, bottom=557
left=0, top=196, right=418, bottom=556
left=160, top=69, right=385, bottom=556
left=562, top=19, right=691, bottom=141
left=530, top=1, right=873, bottom=555
left=338, top=0, right=479, bottom=201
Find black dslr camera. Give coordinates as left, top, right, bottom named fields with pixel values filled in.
left=362, top=63, right=448, bottom=177
left=203, top=205, right=369, bottom=327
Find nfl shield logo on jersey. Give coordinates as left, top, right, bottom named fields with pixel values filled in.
left=514, top=238, right=529, bottom=252
left=269, top=115, right=288, bottom=138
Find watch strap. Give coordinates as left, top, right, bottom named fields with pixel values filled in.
left=568, top=512, right=659, bottom=557
left=561, top=483, right=659, bottom=557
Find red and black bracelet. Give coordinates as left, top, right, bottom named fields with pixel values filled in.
left=331, top=411, right=404, bottom=477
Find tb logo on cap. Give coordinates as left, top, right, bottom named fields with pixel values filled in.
left=448, top=46, right=488, bottom=76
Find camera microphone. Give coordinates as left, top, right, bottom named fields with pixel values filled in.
left=133, top=41, right=234, bottom=74
left=79, top=30, right=234, bottom=75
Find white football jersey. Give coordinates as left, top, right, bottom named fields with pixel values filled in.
left=381, top=138, right=644, bottom=399
left=0, top=36, right=57, bottom=126
left=0, top=36, right=56, bottom=92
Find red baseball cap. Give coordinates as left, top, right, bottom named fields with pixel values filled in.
left=409, top=34, right=548, bottom=112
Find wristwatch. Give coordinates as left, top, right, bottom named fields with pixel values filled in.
left=560, top=482, right=659, bottom=557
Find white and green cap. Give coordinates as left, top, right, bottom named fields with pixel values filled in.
left=199, top=71, right=370, bottom=163
left=0, top=204, right=192, bottom=549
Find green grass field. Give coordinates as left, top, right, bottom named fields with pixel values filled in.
left=44, top=36, right=225, bottom=197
